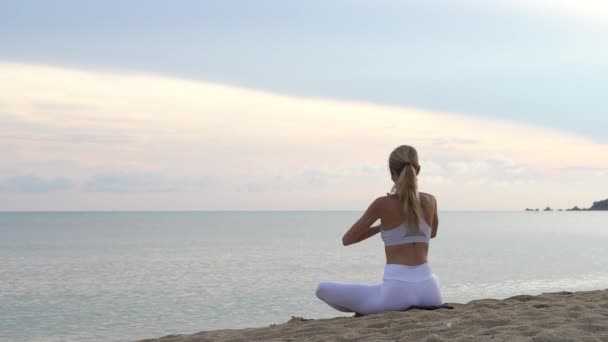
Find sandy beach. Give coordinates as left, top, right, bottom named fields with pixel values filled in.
left=137, top=288, right=608, bottom=342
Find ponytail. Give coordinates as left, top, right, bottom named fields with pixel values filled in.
left=388, top=145, right=422, bottom=229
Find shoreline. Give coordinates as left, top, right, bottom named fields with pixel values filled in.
left=136, top=288, right=608, bottom=341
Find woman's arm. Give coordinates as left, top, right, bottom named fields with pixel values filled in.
left=431, top=196, right=439, bottom=238
left=351, top=225, right=381, bottom=244
left=342, top=198, right=382, bottom=246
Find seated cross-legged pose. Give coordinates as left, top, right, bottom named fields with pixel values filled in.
left=315, top=145, right=444, bottom=316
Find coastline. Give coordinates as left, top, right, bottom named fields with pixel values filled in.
left=136, top=288, right=608, bottom=342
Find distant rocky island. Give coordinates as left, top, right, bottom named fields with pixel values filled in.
left=525, top=198, right=608, bottom=211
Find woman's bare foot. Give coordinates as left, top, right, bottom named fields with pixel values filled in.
left=353, top=312, right=365, bottom=318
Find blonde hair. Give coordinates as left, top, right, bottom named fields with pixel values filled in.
left=388, top=145, right=422, bottom=228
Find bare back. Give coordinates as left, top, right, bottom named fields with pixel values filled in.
left=378, top=193, right=437, bottom=266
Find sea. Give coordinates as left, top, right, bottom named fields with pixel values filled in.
left=1, top=211, right=607, bottom=342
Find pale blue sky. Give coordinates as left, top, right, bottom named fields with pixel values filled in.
left=1, top=1, right=607, bottom=210
left=2, top=0, right=607, bottom=140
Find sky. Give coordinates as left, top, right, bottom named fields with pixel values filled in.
left=1, top=0, right=607, bottom=211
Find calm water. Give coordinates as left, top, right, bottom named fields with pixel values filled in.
left=1, top=211, right=607, bottom=342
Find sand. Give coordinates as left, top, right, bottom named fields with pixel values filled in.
left=137, top=288, right=608, bottom=342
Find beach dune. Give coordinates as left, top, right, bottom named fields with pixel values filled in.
left=137, top=288, right=608, bottom=341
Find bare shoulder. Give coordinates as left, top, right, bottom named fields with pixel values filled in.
left=373, top=194, right=398, bottom=212
left=373, top=194, right=392, bottom=207
left=419, top=192, right=437, bottom=207
left=419, top=192, right=436, bottom=202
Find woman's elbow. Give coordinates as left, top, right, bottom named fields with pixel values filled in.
left=341, top=235, right=353, bottom=246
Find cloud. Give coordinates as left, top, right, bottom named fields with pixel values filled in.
left=0, top=175, right=72, bottom=192
left=0, top=132, right=132, bottom=144
left=553, top=166, right=608, bottom=177
left=241, top=169, right=330, bottom=193
left=397, top=157, right=539, bottom=189
left=240, top=164, right=398, bottom=193
left=0, top=112, right=133, bottom=144
left=84, top=172, right=217, bottom=193
left=0, top=62, right=606, bottom=209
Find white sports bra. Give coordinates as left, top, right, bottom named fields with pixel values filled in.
left=380, top=219, right=432, bottom=246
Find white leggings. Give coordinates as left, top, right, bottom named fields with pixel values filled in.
left=315, top=263, right=443, bottom=314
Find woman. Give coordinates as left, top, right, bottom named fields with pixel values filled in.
left=315, top=145, right=443, bottom=316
